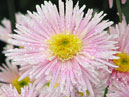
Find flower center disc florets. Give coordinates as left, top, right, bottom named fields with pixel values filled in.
left=48, top=32, right=82, bottom=61
left=113, top=52, right=129, bottom=72
left=77, top=90, right=90, bottom=97
left=12, top=77, right=31, bottom=93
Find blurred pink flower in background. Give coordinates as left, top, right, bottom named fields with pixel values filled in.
left=0, top=59, right=32, bottom=94
left=107, top=81, right=129, bottom=97
left=108, top=19, right=129, bottom=85
left=0, top=59, right=20, bottom=84
left=0, top=84, right=38, bottom=97
left=0, top=13, right=30, bottom=44
left=39, top=79, right=106, bottom=97
left=0, top=19, right=11, bottom=43
left=109, top=0, right=127, bottom=8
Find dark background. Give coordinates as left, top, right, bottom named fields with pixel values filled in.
left=0, top=0, right=129, bottom=65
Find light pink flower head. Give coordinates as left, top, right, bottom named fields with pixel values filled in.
left=39, top=79, right=106, bottom=97
left=39, top=83, right=64, bottom=97
left=75, top=69, right=108, bottom=97
left=0, top=59, right=19, bottom=84
left=107, top=81, right=129, bottom=97
left=0, top=84, right=38, bottom=97
left=0, top=19, right=11, bottom=43
left=0, top=13, right=30, bottom=43
left=108, top=19, right=129, bottom=85
left=0, top=59, right=31, bottom=93
left=5, top=0, right=118, bottom=96
left=73, top=82, right=107, bottom=97
left=109, top=0, right=127, bottom=8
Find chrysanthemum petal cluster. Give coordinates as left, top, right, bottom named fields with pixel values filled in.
left=107, top=82, right=129, bottom=97
left=0, top=0, right=129, bottom=97
left=108, top=19, right=129, bottom=85
left=0, top=84, right=38, bottom=97
left=3, top=0, right=119, bottom=96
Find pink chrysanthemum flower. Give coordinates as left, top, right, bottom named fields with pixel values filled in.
left=0, top=13, right=29, bottom=43
left=73, top=69, right=108, bottom=97
left=0, top=84, right=38, bottom=97
left=39, top=83, right=64, bottom=97
left=5, top=0, right=118, bottom=96
left=107, top=82, right=129, bottom=97
left=74, top=84, right=106, bottom=97
left=39, top=79, right=106, bottom=97
left=0, top=19, right=11, bottom=43
left=108, top=20, right=129, bottom=85
left=0, top=59, right=31, bottom=93
left=109, top=0, right=127, bottom=8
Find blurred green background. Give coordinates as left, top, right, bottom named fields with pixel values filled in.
left=0, top=0, right=129, bottom=65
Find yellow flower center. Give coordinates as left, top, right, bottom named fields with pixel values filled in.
left=20, top=46, right=24, bottom=49
left=77, top=90, right=90, bottom=97
left=113, top=52, right=129, bottom=72
left=48, top=33, right=82, bottom=61
left=12, top=77, right=31, bottom=93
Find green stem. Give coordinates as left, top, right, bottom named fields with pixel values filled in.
left=7, top=0, right=16, bottom=33
left=104, top=86, right=109, bottom=97
left=116, top=0, right=122, bottom=22
left=0, top=81, right=10, bottom=84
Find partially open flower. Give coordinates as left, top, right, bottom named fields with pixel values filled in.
left=0, top=13, right=30, bottom=43
left=0, top=19, right=11, bottom=43
left=109, top=0, right=127, bottom=8
left=108, top=19, right=129, bottom=85
left=107, top=82, right=129, bottom=97
left=0, top=84, right=38, bottom=97
left=0, top=59, right=31, bottom=94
